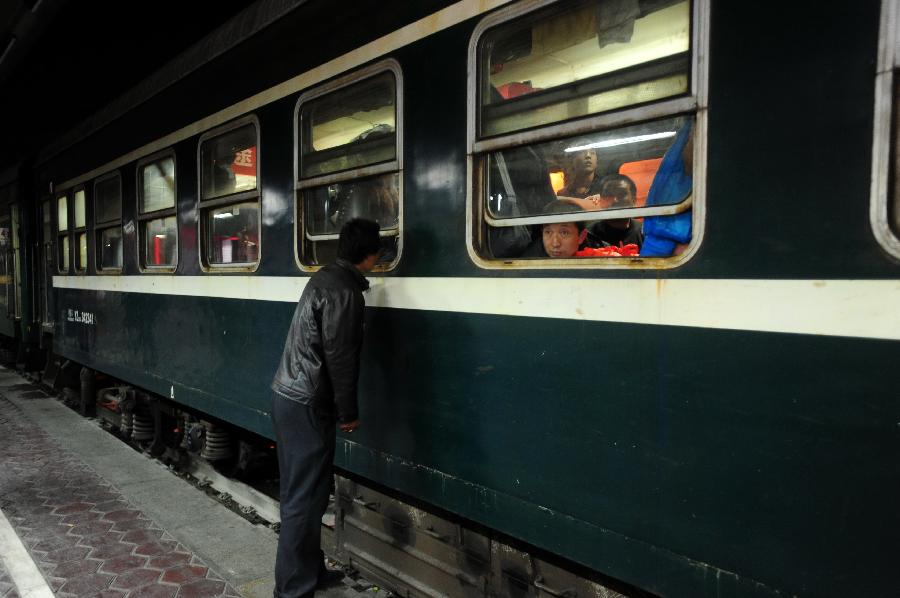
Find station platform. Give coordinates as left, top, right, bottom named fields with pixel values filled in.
left=0, top=367, right=391, bottom=598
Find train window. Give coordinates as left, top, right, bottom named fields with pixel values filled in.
left=198, top=118, right=260, bottom=269
left=137, top=153, right=177, bottom=270
left=94, top=172, right=123, bottom=271
left=295, top=60, right=402, bottom=270
left=73, top=188, right=88, bottom=272
left=56, top=193, right=69, bottom=272
left=468, top=0, right=707, bottom=267
left=871, top=0, right=900, bottom=258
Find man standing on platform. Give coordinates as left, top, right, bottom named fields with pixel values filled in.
left=270, top=218, right=381, bottom=598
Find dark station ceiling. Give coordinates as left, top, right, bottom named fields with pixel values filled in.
left=0, top=0, right=252, bottom=174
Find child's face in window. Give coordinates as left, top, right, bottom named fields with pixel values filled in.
left=542, top=222, right=585, bottom=257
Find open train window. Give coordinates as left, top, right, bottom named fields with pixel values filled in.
left=56, top=192, right=69, bottom=273
left=73, top=187, right=88, bottom=273
left=468, top=0, right=708, bottom=268
left=294, top=60, right=402, bottom=271
left=137, top=151, right=177, bottom=271
left=198, top=117, right=260, bottom=270
left=94, top=172, right=123, bottom=272
left=871, top=0, right=900, bottom=258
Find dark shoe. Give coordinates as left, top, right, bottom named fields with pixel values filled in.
left=316, top=567, right=345, bottom=589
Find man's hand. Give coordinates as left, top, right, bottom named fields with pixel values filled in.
left=339, top=419, right=360, bottom=433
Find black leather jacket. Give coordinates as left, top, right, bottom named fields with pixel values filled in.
left=271, top=259, right=369, bottom=422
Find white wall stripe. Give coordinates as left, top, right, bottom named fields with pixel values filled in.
left=0, top=509, right=55, bottom=598
left=53, top=275, right=900, bottom=341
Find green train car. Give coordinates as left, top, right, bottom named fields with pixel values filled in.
left=1, top=0, right=898, bottom=596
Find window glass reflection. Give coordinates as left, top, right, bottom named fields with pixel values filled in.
left=300, top=72, right=396, bottom=178
left=207, top=202, right=259, bottom=264
left=95, top=177, right=121, bottom=224
left=60, top=236, right=70, bottom=271
left=74, top=190, right=86, bottom=228
left=77, top=233, right=87, bottom=271
left=305, top=172, right=399, bottom=235
left=200, top=124, right=258, bottom=200
left=144, top=217, right=177, bottom=267
left=100, top=228, right=123, bottom=270
left=141, top=158, right=176, bottom=213
left=481, top=0, right=690, bottom=136
left=57, top=196, right=68, bottom=232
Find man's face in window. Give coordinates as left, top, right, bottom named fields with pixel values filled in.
left=542, top=222, right=585, bottom=257
left=571, top=149, right=598, bottom=178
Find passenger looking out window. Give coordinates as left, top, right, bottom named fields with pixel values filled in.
left=582, top=174, right=644, bottom=250
left=472, top=0, right=702, bottom=264
left=521, top=200, right=588, bottom=258
left=483, top=116, right=693, bottom=259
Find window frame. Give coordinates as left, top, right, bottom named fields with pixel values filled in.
left=292, top=58, right=404, bottom=272
left=136, top=149, right=178, bottom=273
left=871, top=0, right=900, bottom=259
left=93, top=170, right=124, bottom=274
left=71, top=185, right=89, bottom=273
left=466, top=0, right=710, bottom=269
left=55, top=191, right=70, bottom=274
left=196, top=115, right=262, bottom=272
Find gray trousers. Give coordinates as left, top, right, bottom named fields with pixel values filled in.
left=272, top=392, right=335, bottom=598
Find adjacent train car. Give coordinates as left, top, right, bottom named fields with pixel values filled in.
left=2, top=0, right=899, bottom=596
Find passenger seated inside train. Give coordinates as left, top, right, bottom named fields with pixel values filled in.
left=584, top=174, right=644, bottom=250
left=556, top=147, right=607, bottom=210
left=522, top=200, right=587, bottom=258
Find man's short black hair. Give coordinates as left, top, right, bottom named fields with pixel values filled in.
left=541, top=200, right=586, bottom=232
left=337, top=218, right=381, bottom=264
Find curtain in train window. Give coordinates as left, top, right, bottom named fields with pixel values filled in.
left=473, top=0, right=700, bottom=262
left=296, top=65, right=402, bottom=269
left=198, top=121, right=260, bottom=267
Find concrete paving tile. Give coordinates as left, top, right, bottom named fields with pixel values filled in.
left=77, top=530, right=126, bottom=548
left=161, top=566, right=208, bottom=585
left=34, top=536, right=83, bottom=555
left=88, top=541, right=138, bottom=560
left=146, top=553, right=193, bottom=570
left=69, top=519, right=115, bottom=537
left=112, top=518, right=156, bottom=532
left=104, top=509, right=143, bottom=522
left=175, top=579, right=226, bottom=598
left=110, top=568, right=162, bottom=590
left=94, top=500, right=132, bottom=513
left=100, top=555, right=150, bottom=575
left=134, top=541, right=180, bottom=557
left=60, top=510, right=103, bottom=523
left=58, top=572, right=115, bottom=596
left=122, top=529, right=165, bottom=544
left=52, top=558, right=103, bottom=578
left=127, top=584, right=178, bottom=598
left=54, top=502, right=94, bottom=515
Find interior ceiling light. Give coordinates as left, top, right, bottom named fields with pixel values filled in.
left=565, top=131, right=676, bottom=152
